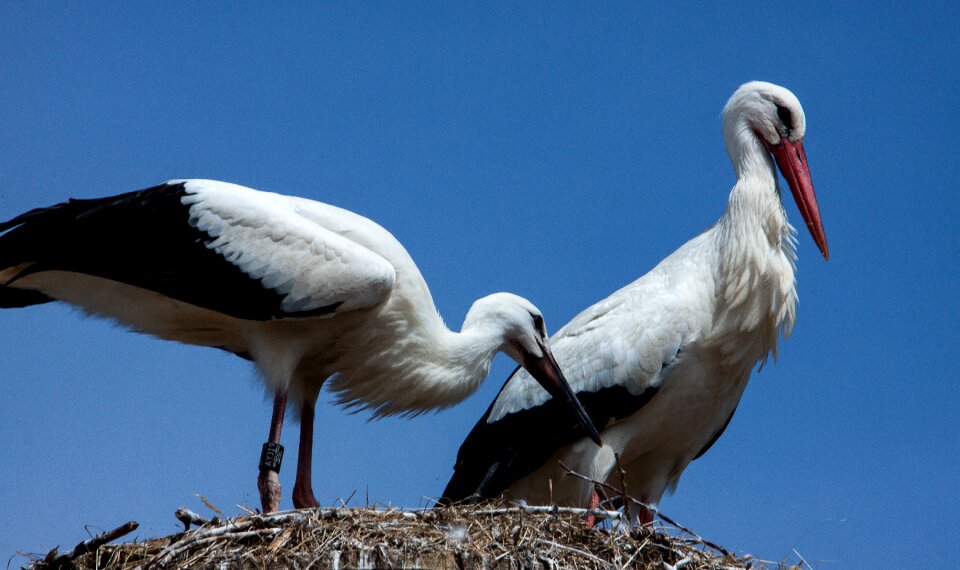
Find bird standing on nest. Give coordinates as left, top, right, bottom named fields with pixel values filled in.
left=0, top=179, right=601, bottom=512
left=441, top=81, right=829, bottom=523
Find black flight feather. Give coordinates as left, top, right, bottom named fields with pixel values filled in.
left=440, top=374, right=661, bottom=504
left=0, top=182, right=339, bottom=321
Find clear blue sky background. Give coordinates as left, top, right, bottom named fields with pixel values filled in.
left=1, top=3, right=957, bottom=568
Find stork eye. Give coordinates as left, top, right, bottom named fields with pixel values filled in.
left=775, top=104, right=794, bottom=130
left=531, top=314, right=546, bottom=337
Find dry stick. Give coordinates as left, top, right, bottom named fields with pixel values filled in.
left=255, top=510, right=313, bottom=525
left=151, top=519, right=257, bottom=565
left=338, top=490, right=358, bottom=508
left=559, top=461, right=732, bottom=557
left=40, top=521, right=139, bottom=569
left=792, top=548, right=814, bottom=570
left=194, top=493, right=225, bottom=518
left=151, top=529, right=282, bottom=568
left=175, top=507, right=214, bottom=531
left=235, top=503, right=258, bottom=516
left=613, top=452, right=632, bottom=522
left=536, top=539, right=609, bottom=566
left=559, top=461, right=658, bottom=517
left=470, top=504, right=622, bottom=521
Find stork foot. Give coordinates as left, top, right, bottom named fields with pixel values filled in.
left=257, top=469, right=282, bottom=513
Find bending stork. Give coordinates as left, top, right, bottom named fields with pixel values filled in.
left=0, top=179, right=601, bottom=512
left=441, top=81, right=829, bottom=523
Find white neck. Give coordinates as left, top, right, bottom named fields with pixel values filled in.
left=414, top=321, right=507, bottom=406
left=327, top=309, right=507, bottom=418
left=709, top=115, right=798, bottom=366
left=718, top=117, right=789, bottom=258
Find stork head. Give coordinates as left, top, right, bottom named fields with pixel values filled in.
left=723, top=81, right=829, bottom=260
left=466, top=293, right=602, bottom=445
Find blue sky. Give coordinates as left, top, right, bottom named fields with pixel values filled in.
left=1, top=3, right=957, bottom=568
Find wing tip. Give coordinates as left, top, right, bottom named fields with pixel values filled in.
left=0, top=287, right=53, bottom=308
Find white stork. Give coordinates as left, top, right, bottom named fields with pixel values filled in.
left=0, top=179, right=601, bottom=513
left=441, top=81, right=829, bottom=523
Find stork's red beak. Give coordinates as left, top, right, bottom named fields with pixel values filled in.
left=770, top=138, right=829, bottom=260
left=522, top=344, right=603, bottom=446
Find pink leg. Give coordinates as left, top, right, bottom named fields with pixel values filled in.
left=584, top=489, right=601, bottom=527
left=637, top=495, right=655, bottom=525
left=291, top=400, right=319, bottom=509
left=257, top=390, right=287, bottom=513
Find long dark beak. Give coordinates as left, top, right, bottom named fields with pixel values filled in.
left=522, top=343, right=603, bottom=446
left=770, top=138, right=829, bottom=260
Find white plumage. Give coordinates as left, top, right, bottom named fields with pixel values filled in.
left=0, top=179, right=600, bottom=513
left=442, top=81, right=829, bottom=523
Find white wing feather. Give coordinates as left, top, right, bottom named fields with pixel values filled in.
left=487, top=233, right=716, bottom=423
left=178, top=180, right=397, bottom=315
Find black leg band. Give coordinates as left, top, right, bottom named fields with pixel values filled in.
left=259, top=442, right=284, bottom=473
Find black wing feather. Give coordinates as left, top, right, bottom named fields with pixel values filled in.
left=0, top=182, right=338, bottom=321
left=441, top=376, right=661, bottom=503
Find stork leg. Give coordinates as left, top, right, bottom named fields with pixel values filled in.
left=291, top=399, right=320, bottom=509
left=635, top=494, right=655, bottom=526
left=257, top=390, right=287, bottom=513
left=584, top=488, right=602, bottom=527
left=636, top=499, right=655, bottom=526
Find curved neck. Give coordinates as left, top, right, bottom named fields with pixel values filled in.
left=426, top=321, right=506, bottom=403
left=328, top=309, right=506, bottom=418
left=707, top=116, right=799, bottom=366
left=717, top=117, right=791, bottom=270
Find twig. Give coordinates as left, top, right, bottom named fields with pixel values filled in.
left=236, top=503, right=258, bottom=516
left=470, top=504, right=622, bottom=521
left=255, top=510, right=312, bottom=525
left=175, top=507, right=214, bottom=531
left=560, top=461, right=657, bottom=514
left=38, top=521, right=138, bottom=569
left=338, top=489, right=358, bottom=508
left=150, top=529, right=281, bottom=567
left=559, top=461, right=731, bottom=556
left=655, top=513, right=731, bottom=557
left=194, top=493, right=225, bottom=518
left=614, top=452, right=631, bottom=522
left=792, top=548, right=814, bottom=570
left=536, top=539, right=609, bottom=566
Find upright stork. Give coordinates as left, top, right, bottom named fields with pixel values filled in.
left=441, top=81, right=829, bottom=523
left=0, top=179, right=601, bottom=512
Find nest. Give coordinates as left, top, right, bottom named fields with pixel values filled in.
left=24, top=501, right=786, bottom=570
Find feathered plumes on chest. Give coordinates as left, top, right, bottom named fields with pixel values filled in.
left=708, top=181, right=799, bottom=369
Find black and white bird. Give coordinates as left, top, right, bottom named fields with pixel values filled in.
left=0, top=179, right=601, bottom=512
left=441, top=81, right=829, bottom=523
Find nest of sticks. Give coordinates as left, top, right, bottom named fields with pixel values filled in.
left=24, top=499, right=790, bottom=570
left=23, top=462, right=801, bottom=569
